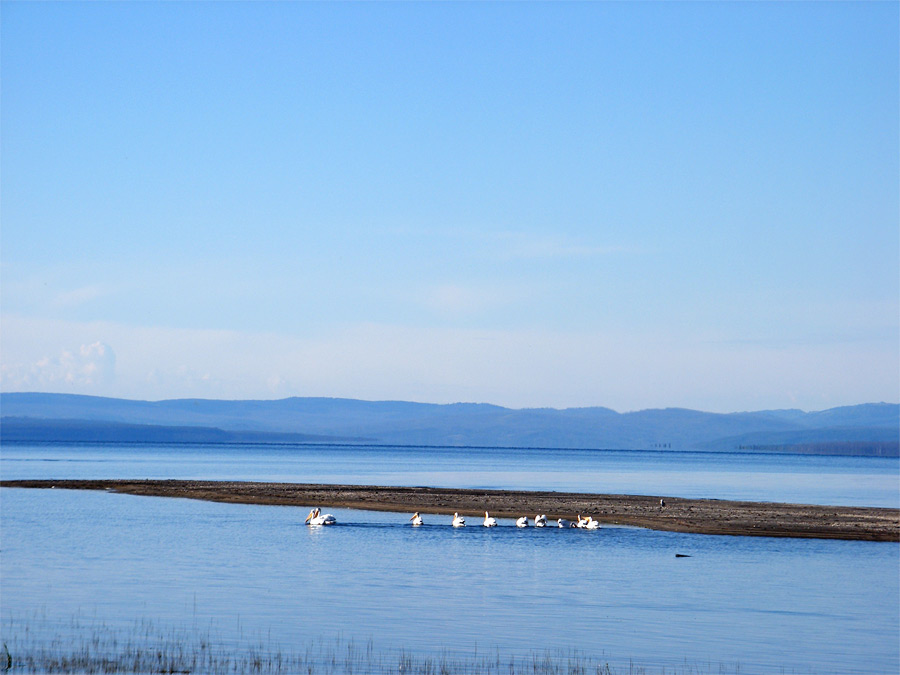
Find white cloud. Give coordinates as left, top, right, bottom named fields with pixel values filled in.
left=266, top=374, right=290, bottom=395
left=2, top=340, right=116, bottom=392
left=52, top=285, right=107, bottom=308
left=421, top=283, right=523, bottom=317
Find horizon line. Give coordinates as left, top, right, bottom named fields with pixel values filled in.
left=2, top=390, right=897, bottom=418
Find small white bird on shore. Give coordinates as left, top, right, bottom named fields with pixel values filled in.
left=483, top=511, right=498, bottom=527
left=410, top=512, right=423, bottom=526
left=452, top=512, right=466, bottom=527
left=515, top=516, right=529, bottom=528
left=305, top=508, right=336, bottom=526
left=534, top=514, right=548, bottom=528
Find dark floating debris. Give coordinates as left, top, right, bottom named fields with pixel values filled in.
left=675, top=553, right=691, bottom=558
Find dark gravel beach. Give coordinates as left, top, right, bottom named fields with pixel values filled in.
left=3, top=479, right=897, bottom=541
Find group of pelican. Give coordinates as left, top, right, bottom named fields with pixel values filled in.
left=306, top=508, right=602, bottom=529
left=416, top=511, right=601, bottom=529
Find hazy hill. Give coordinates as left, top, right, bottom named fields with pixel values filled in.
left=1, top=393, right=897, bottom=455
left=0, top=417, right=368, bottom=445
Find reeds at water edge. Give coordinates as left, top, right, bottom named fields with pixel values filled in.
left=1, top=614, right=746, bottom=674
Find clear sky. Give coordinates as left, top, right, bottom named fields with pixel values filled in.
left=2, top=1, right=897, bottom=412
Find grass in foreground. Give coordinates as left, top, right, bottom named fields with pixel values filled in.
left=1, top=615, right=771, bottom=674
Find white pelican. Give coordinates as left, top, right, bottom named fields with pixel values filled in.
left=409, top=512, right=423, bottom=526
left=452, top=512, right=466, bottom=527
left=578, top=515, right=600, bottom=530
left=305, top=508, right=336, bottom=526
left=483, top=511, right=498, bottom=527
left=534, top=514, right=548, bottom=528
left=557, top=517, right=572, bottom=528
left=515, top=516, right=529, bottom=528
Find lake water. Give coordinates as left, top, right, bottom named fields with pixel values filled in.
left=2, top=441, right=899, bottom=507
left=1, top=442, right=898, bottom=673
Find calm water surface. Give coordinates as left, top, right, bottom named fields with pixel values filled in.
left=3, top=441, right=899, bottom=506
left=1, top=443, right=898, bottom=673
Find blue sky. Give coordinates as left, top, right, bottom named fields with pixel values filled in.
left=2, top=1, right=897, bottom=412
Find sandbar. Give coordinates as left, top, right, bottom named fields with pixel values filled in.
left=2, top=479, right=897, bottom=541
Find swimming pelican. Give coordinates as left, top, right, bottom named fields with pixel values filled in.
left=557, top=517, right=572, bottom=528
left=483, top=511, right=498, bottom=527
left=578, top=515, right=600, bottom=530
left=515, top=516, right=529, bottom=528
left=452, top=512, right=466, bottom=527
left=305, top=508, right=336, bottom=526
left=410, top=512, right=423, bottom=526
left=534, top=514, right=548, bottom=528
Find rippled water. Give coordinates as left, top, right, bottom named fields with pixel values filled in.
left=1, top=443, right=898, bottom=673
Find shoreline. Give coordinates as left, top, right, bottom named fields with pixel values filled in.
left=2, top=478, right=898, bottom=541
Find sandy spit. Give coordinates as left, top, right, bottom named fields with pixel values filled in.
left=2, top=479, right=897, bottom=541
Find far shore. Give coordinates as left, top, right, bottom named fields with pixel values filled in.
left=2, top=479, right=898, bottom=541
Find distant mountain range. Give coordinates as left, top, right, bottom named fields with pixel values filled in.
left=1, top=393, right=897, bottom=456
